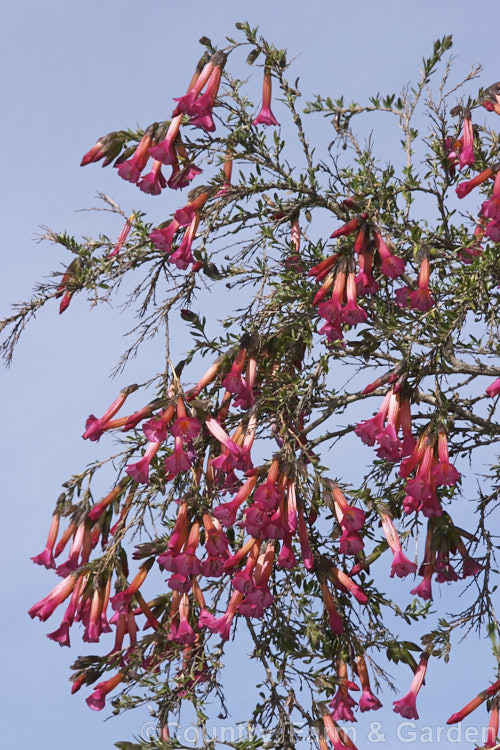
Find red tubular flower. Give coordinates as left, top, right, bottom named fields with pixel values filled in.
left=110, top=561, right=153, bottom=614
left=80, top=132, right=121, bottom=167
left=456, top=167, right=494, bottom=199
left=330, top=566, right=368, bottom=604
left=320, top=581, right=344, bottom=634
left=309, top=253, right=339, bottom=282
left=331, top=217, right=360, bottom=239
left=88, top=478, right=129, bottom=522
left=374, top=231, right=405, bottom=278
left=393, top=653, right=429, bottom=720
left=447, top=678, right=500, bottom=724
left=297, top=505, right=314, bottom=570
left=375, top=390, right=403, bottom=461
left=170, top=399, right=201, bottom=442
left=485, top=704, right=499, bottom=749
left=408, top=257, right=434, bottom=311
left=252, top=68, right=279, bottom=127
left=86, top=671, right=125, bottom=711
left=172, top=60, right=214, bottom=116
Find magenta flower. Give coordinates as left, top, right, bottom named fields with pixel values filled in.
left=31, top=513, right=60, bottom=569
left=116, top=130, right=154, bottom=183
left=82, top=390, right=129, bottom=441
left=137, top=159, right=167, bottom=195
left=356, top=248, right=379, bottom=296
left=339, top=529, right=364, bottom=556
left=393, top=654, right=429, bottom=720
left=456, top=167, right=494, bottom=199
left=86, top=672, right=124, bottom=712
left=149, top=115, right=182, bottom=165
left=374, top=231, right=405, bottom=278
left=458, top=114, right=475, bottom=169
left=142, top=416, right=168, bottom=443
left=391, top=548, right=418, bottom=578
left=28, top=574, right=77, bottom=621
left=164, top=436, right=192, bottom=477
left=380, top=513, right=417, bottom=578
left=125, top=440, right=161, bottom=484
left=170, top=414, right=202, bottom=442
left=410, top=570, right=433, bottom=600
left=252, top=69, right=280, bottom=126
left=109, top=213, right=135, bottom=258
left=149, top=219, right=180, bottom=254
left=355, top=391, right=391, bottom=446
left=341, top=272, right=367, bottom=326
left=408, top=257, right=434, bottom=311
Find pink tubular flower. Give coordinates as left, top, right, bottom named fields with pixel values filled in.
left=31, top=513, right=60, bottom=569
left=486, top=379, right=500, bottom=399
left=82, top=387, right=136, bottom=441
left=458, top=113, right=475, bottom=169
left=125, top=440, right=162, bottom=484
left=86, top=671, right=124, bottom=711
left=164, top=436, right=192, bottom=477
left=342, top=272, right=367, bottom=326
left=456, top=167, right=494, bottom=199
left=116, top=128, right=154, bottom=184
left=485, top=705, right=499, bottom=749
left=137, top=159, right=167, bottom=195
left=380, top=513, right=417, bottom=578
left=408, top=257, right=434, bottom=311
left=252, top=68, right=279, bottom=126
left=80, top=132, right=121, bottom=167
left=356, top=248, right=379, bottom=296
left=393, top=653, right=429, bottom=720
left=170, top=399, right=201, bottom=442
left=169, top=215, right=199, bottom=270
left=149, top=219, right=180, bottom=254
left=432, top=429, right=459, bottom=486
left=109, top=213, right=135, bottom=258
left=331, top=484, right=366, bottom=532
left=149, top=116, right=182, bottom=166
left=28, top=574, right=77, bottom=621
left=318, top=270, right=346, bottom=324
left=374, top=231, right=405, bottom=278
left=375, top=390, right=403, bottom=462
left=213, top=475, right=258, bottom=526
left=356, top=654, right=382, bottom=712
left=355, top=391, right=391, bottom=446
left=320, top=581, right=344, bottom=634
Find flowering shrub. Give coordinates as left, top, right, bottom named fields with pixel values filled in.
left=3, top=23, right=500, bottom=750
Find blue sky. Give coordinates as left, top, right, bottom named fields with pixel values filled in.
left=1, top=1, right=499, bottom=748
